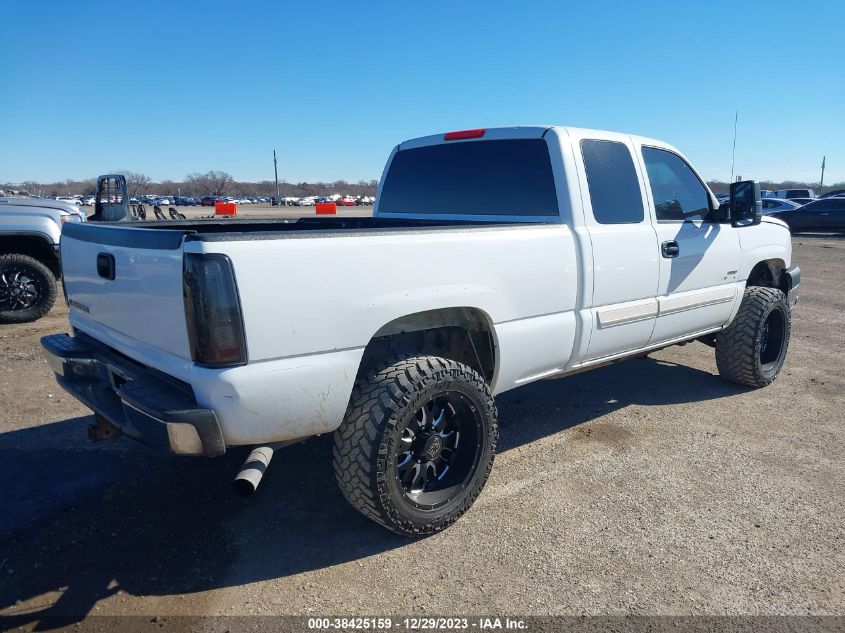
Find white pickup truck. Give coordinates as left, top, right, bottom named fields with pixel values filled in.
left=43, top=126, right=799, bottom=536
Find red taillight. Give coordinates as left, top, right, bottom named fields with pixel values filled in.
left=444, top=128, right=486, bottom=141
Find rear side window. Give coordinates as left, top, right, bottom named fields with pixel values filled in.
left=378, top=139, right=559, bottom=216
left=641, top=147, right=710, bottom=222
left=580, top=140, right=644, bottom=224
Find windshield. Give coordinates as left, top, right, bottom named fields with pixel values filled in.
left=378, top=138, right=559, bottom=216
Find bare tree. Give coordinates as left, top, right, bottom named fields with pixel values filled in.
left=184, top=170, right=234, bottom=196
left=206, top=170, right=233, bottom=196
left=184, top=172, right=204, bottom=196
left=21, top=181, right=41, bottom=195
left=122, top=171, right=152, bottom=197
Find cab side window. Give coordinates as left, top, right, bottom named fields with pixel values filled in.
left=581, top=140, right=644, bottom=224
left=642, top=147, right=710, bottom=222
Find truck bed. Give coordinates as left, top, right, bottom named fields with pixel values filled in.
left=63, top=216, right=536, bottom=248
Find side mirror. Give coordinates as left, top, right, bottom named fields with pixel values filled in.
left=730, top=180, right=762, bottom=227
left=711, top=201, right=730, bottom=222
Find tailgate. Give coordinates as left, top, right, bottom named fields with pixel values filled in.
left=61, top=223, right=193, bottom=360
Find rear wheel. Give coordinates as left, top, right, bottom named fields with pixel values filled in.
left=0, top=254, right=57, bottom=324
left=716, top=286, right=791, bottom=387
left=333, top=356, right=497, bottom=537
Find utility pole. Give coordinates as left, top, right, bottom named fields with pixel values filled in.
left=273, top=149, right=280, bottom=198
left=730, top=110, right=738, bottom=184
left=820, top=156, right=826, bottom=190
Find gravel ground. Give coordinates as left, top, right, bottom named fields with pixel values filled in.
left=0, top=234, right=842, bottom=629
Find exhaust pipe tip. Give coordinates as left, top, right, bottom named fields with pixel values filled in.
left=233, top=474, right=259, bottom=497
left=233, top=446, right=275, bottom=497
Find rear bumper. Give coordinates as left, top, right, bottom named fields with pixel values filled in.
left=41, top=333, right=225, bottom=456
left=784, top=265, right=800, bottom=308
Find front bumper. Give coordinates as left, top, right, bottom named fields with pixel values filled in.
left=41, top=333, right=225, bottom=456
left=784, top=265, right=800, bottom=308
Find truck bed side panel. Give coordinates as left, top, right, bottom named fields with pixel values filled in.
left=188, top=225, right=578, bottom=360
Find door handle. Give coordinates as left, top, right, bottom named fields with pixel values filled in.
left=661, top=241, right=680, bottom=258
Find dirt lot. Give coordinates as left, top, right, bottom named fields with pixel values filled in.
left=0, top=234, right=843, bottom=628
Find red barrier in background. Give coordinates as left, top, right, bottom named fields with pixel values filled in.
left=215, top=202, right=238, bottom=216
left=315, top=202, right=337, bottom=215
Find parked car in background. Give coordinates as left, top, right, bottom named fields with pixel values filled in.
left=788, top=198, right=816, bottom=207
left=776, top=188, right=815, bottom=200
left=296, top=197, right=315, bottom=206
left=199, top=196, right=224, bottom=206
left=760, top=189, right=775, bottom=198
left=81, top=196, right=96, bottom=206
left=767, top=197, right=845, bottom=233
left=762, top=198, right=802, bottom=214
left=0, top=197, right=86, bottom=323
left=337, top=195, right=357, bottom=206
left=820, top=189, right=845, bottom=199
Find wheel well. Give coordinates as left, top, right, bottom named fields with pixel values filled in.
left=0, top=235, right=60, bottom=277
left=358, top=308, right=497, bottom=384
left=747, top=259, right=787, bottom=292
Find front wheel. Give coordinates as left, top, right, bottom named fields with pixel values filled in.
left=0, top=254, right=57, bottom=324
left=716, top=286, right=791, bottom=387
left=333, top=356, right=498, bottom=537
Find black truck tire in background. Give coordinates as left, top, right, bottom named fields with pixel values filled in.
left=716, top=286, right=791, bottom=388
left=333, top=355, right=498, bottom=537
left=0, top=253, right=58, bottom=324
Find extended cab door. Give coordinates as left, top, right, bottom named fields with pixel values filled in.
left=637, top=145, right=741, bottom=344
left=573, top=133, right=660, bottom=361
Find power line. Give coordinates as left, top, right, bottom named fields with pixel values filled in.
left=730, top=111, right=738, bottom=183
left=273, top=149, right=280, bottom=198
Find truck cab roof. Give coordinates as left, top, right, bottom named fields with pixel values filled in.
left=397, top=125, right=679, bottom=154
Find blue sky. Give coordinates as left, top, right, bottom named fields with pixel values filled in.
left=2, top=0, right=843, bottom=185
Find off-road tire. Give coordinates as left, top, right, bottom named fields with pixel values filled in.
left=333, top=355, right=497, bottom=537
left=716, top=286, right=791, bottom=387
left=0, top=254, right=57, bottom=324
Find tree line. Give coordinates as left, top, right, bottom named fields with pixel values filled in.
left=5, top=172, right=843, bottom=198
left=707, top=180, right=843, bottom=194
left=9, top=170, right=380, bottom=198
